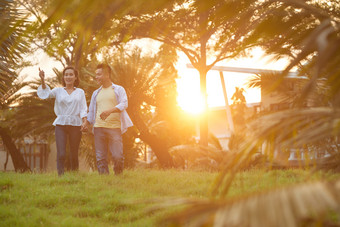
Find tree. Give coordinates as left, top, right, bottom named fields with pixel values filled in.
left=216, top=0, right=340, bottom=191
left=238, top=0, right=340, bottom=160
left=158, top=0, right=340, bottom=225
left=103, top=46, right=195, bottom=167
left=19, top=0, right=108, bottom=74
left=0, top=0, right=28, bottom=98
left=116, top=0, right=260, bottom=146
left=0, top=0, right=31, bottom=172
left=15, top=0, right=196, bottom=168
left=20, top=0, right=180, bottom=69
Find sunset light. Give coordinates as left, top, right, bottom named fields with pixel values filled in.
left=3, top=0, right=340, bottom=226
left=176, top=67, right=262, bottom=114
left=176, top=63, right=204, bottom=114
left=175, top=48, right=290, bottom=114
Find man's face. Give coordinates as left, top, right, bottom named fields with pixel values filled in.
left=95, top=68, right=108, bottom=85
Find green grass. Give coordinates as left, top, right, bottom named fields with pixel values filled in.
left=0, top=168, right=337, bottom=227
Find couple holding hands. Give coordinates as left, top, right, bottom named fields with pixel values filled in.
left=37, top=64, right=133, bottom=176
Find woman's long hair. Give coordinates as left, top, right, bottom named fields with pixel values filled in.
left=62, top=66, right=79, bottom=87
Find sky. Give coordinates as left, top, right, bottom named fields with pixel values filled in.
left=20, top=49, right=63, bottom=88
left=19, top=40, right=290, bottom=114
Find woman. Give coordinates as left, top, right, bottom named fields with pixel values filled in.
left=37, top=66, right=88, bottom=175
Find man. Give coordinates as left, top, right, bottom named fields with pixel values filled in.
left=87, top=63, right=133, bottom=175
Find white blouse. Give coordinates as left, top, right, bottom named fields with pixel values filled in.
left=37, top=85, right=88, bottom=126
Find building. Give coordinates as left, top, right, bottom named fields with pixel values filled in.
left=0, top=137, right=49, bottom=172
left=190, top=65, right=309, bottom=154
left=0, top=137, right=90, bottom=172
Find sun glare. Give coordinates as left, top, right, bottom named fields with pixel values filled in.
left=175, top=48, right=289, bottom=114
left=174, top=59, right=208, bottom=115
left=176, top=65, right=204, bottom=114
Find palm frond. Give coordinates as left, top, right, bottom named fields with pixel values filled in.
left=317, top=151, right=340, bottom=173
left=169, top=144, right=225, bottom=170
left=160, top=178, right=340, bottom=227
left=248, top=107, right=340, bottom=148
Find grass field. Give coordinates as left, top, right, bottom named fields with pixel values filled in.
left=0, top=168, right=337, bottom=227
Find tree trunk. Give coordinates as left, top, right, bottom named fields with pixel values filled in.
left=198, top=8, right=209, bottom=147
left=74, top=35, right=83, bottom=69
left=139, top=133, right=174, bottom=168
left=0, top=127, right=30, bottom=172
left=129, top=111, right=174, bottom=168
left=199, top=69, right=208, bottom=146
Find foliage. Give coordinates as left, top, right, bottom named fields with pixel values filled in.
left=237, top=0, right=340, bottom=168
left=100, top=46, right=195, bottom=167
left=7, top=78, right=57, bottom=138
left=4, top=0, right=340, bottom=225
left=0, top=0, right=32, bottom=172
left=161, top=178, right=340, bottom=226
left=0, top=0, right=29, bottom=96
left=20, top=0, right=179, bottom=68
left=167, top=133, right=262, bottom=171
left=116, top=0, right=263, bottom=145
left=169, top=144, right=225, bottom=170
left=157, top=0, right=340, bottom=226
left=247, top=0, right=340, bottom=104
left=0, top=0, right=30, bottom=109
left=118, top=0, right=258, bottom=67
left=247, top=72, right=295, bottom=101
left=247, top=71, right=330, bottom=112
left=14, top=0, right=197, bottom=168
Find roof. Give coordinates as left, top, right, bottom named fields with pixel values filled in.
left=186, top=64, right=309, bottom=80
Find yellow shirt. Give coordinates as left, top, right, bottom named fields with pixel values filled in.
left=94, top=87, right=121, bottom=129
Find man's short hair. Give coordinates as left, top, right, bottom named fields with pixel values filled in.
left=96, top=63, right=111, bottom=76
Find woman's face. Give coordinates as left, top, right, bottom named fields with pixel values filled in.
left=63, top=69, right=77, bottom=86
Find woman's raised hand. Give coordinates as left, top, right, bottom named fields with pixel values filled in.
left=39, top=68, right=46, bottom=89
left=39, top=68, right=45, bottom=80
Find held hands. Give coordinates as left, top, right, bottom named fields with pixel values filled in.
left=81, top=121, right=89, bottom=132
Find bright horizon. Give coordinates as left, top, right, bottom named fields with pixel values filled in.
left=175, top=48, right=290, bottom=114
left=19, top=42, right=289, bottom=114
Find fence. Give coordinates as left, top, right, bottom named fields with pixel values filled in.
left=19, top=142, right=50, bottom=172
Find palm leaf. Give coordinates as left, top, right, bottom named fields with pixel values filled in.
left=160, top=178, right=340, bottom=226
left=247, top=107, right=340, bottom=148
left=169, top=144, right=225, bottom=170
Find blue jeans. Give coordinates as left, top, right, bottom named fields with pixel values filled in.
left=94, top=127, right=123, bottom=175
left=55, top=125, right=82, bottom=175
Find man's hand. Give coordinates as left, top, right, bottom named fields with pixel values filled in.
left=100, top=110, right=112, bottom=121
left=100, top=107, right=119, bottom=120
